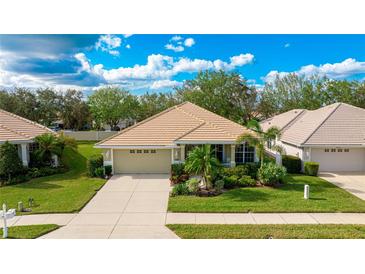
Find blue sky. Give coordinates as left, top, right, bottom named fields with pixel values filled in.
left=1, top=34, right=365, bottom=95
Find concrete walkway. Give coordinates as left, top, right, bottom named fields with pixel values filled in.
left=320, top=172, right=365, bottom=200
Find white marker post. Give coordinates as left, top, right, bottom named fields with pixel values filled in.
left=1, top=204, right=16, bottom=239
left=304, top=185, right=310, bottom=200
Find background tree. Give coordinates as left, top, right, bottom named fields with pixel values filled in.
left=88, top=87, right=136, bottom=130
left=237, top=120, right=284, bottom=167
left=37, top=88, right=61, bottom=126
left=175, top=70, right=258, bottom=124
left=60, top=89, right=91, bottom=130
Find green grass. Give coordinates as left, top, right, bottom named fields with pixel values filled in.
left=167, top=224, right=365, bottom=239
left=168, top=175, right=365, bottom=213
left=1, top=224, right=59, bottom=239
left=0, top=142, right=106, bottom=214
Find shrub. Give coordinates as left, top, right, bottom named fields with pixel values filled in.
left=95, top=167, right=105, bottom=178
left=241, top=162, right=260, bottom=179
left=222, top=163, right=260, bottom=179
left=214, top=179, right=225, bottom=193
left=0, top=141, right=24, bottom=182
left=171, top=163, right=186, bottom=176
left=186, top=178, right=200, bottom=194
left=223, top=175, right=239, bottom=189
left=282, top=155, right=302, bottom=173
left=258, top=162, right=287, bottom=186
left=238, top=175, right=256, bottom=187
left=171, top=182, right=190, bottom=196
left=304, top=162, right=320, bottom=176
left=87, top=154, right=103, bottom=177
left=104, top=165, right=112, bottom=176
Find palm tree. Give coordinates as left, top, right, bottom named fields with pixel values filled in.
left=34, top=133, right=62, bottom=165
left=57, top=131, right=77, bottom=155
left=236, top=120, right=285, bottom=168
left=184, top=144, right=220, bottom=190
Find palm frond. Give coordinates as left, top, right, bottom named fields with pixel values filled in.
left=265, top=126, right=281, bottom=140
left=271, top=144, right=286, bottom=155
left=246, top=119, right=262, bottom=133
left=236, top=132, right=260, bottom=147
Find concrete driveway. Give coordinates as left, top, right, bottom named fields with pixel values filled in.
left=320, top=172, right=365, bottom=200
left=41, top=174, right=179, bottom=239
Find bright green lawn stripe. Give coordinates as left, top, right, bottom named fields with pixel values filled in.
left=0, top=142, right=106, bottom=215
left=1, top=224, right=59, bottom=239
left=168, top=175, right=365, bottom=213
left=167, top=224, right=365, bottom=239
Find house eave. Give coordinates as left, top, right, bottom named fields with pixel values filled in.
left=174, top=140, right=236, bottom=145
left=94, top=145, right=178, bottom=149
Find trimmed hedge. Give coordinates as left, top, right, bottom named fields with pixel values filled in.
left=304, top=162, right=320, bottom=176
left=87, top=154, right=103, bottom=177
left=282, top=155, right=302, bottom=173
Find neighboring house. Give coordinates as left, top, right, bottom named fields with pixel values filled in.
left=261, top=103, right=365, bottom=172
left=101, top=119, right=136, bottom=131
left=0, top=108, right=55, bottom=167
left=95, top=102, right=257, bottom=174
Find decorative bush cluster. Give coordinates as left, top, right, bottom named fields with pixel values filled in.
left=171, top=178, right=200, bottom=196
left=87, top=154, right=104, bottom=177
left=217, top=163, right=260, bottom=189
left=170, top=163, right=189, bottom=184
left=258, top=162, right=287, bottom=186
left=282, top=155, right=302, bottom=173
left=304, top=162, right=320, bottom=176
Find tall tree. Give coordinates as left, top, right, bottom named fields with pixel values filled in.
left=175, top=70, right=258, bottom=124
left=88, top=86, right=137, bottom=130
left=37, top=88, right=61, bottom=126
left=60, top=89, right=91, bottom=130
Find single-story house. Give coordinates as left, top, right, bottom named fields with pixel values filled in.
left=0, top=108, right=55, bottom=166
left=261, top=102, right=365, bottom=172
left=95, top=102, right=257, bottom=174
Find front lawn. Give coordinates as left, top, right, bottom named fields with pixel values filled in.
left=0, top=142, right=106, bottom=214
left=1, top=224, right=59, bottom=239
left=167, top=224, right=365, bottom=239
left=168, top=175, right=365, bottom=213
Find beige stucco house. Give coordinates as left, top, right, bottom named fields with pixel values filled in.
left=0, top=108, right=55, bottom=166
left=95, top=102, right=257, bottom=174
left=261, top=103, right=365, bottom=172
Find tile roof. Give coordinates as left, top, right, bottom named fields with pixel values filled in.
left=97, top=102, right=251, bottom=147
left=0, top=108, right=54, bottom=142
left=261, top=103, right=365, bottom=146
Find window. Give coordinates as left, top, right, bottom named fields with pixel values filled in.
left=324, top=149, right=329, bottom=152
left=213, top=144, right=223, bottom=162
left=144, top=150, right=149, bottom=153
left=235, top=144, right=244, bottom=164
left=136, top=150, right=142, bottom=154
left=130, top=150, right=135, bottom=153
left=151, top=150, right=156, bottom=153
left=337, top=148, right=343, bottom=152
left=331, top=148, right=336, bottom=152
left=244, top=145, right=255, bottom=163
left=344, top=149, right=350, bottom=152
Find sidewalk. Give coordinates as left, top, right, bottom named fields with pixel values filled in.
left=4, top=212, right=365, bottom=228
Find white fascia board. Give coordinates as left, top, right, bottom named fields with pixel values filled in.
left=0, top=139, right=33, bottom=144
left=301, top=144, right=365, bottom=148
left=94, top=145, right=178, bottom=149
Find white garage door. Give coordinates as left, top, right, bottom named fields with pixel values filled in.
left=311, top=148, right=365, bottom=172
left=113, top=149, right=171, bottom=174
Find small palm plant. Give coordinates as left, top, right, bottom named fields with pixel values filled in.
left=237, top=120, right=285, bottom=168
left=34, top=133, right=62, bottom=165
left=184, top=144, right=220, bottom=190
left=57, top=131, right=78, bottom=155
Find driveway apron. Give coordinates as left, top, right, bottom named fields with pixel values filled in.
left=41, top=174, right=179, bottom=239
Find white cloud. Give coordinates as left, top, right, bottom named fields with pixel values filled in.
left=150, top=80, right=181, bottom=90
left=74, top=53, right=91, bottom=72
left=123, top=34, right=133, bottom=38
left=263, top=58, right=365, bottom=83
left=184, top=38, right=195, bottom=47
left=229, top=53, right=254, bottom=67
left=284, top=43, right=291, bottom=48
left=126, top=44, right=131, bottom=49
left=165, top=44, right=185, bottom=52
left=95, top=34, right=122, bottom=56
left=171, top=35, right=183, bottom=41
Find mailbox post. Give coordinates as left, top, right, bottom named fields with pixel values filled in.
left=0, top=204, right=16, bottom=239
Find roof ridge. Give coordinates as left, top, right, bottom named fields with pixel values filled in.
left=174, top=122, right=206, bottom=142
left=301, top=102, right=342, bottom=146
left=0, top=123, right=32, bottom=140
left=0, top=108, right=54, bottom=134
left=95, top=101, right=189, bottom=146
left=180, top=102, right=241, bottom=139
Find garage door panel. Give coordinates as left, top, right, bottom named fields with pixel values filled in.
left=311, top=148, right=365, bottom=172
left=114, top=149, right=171, bottom=174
